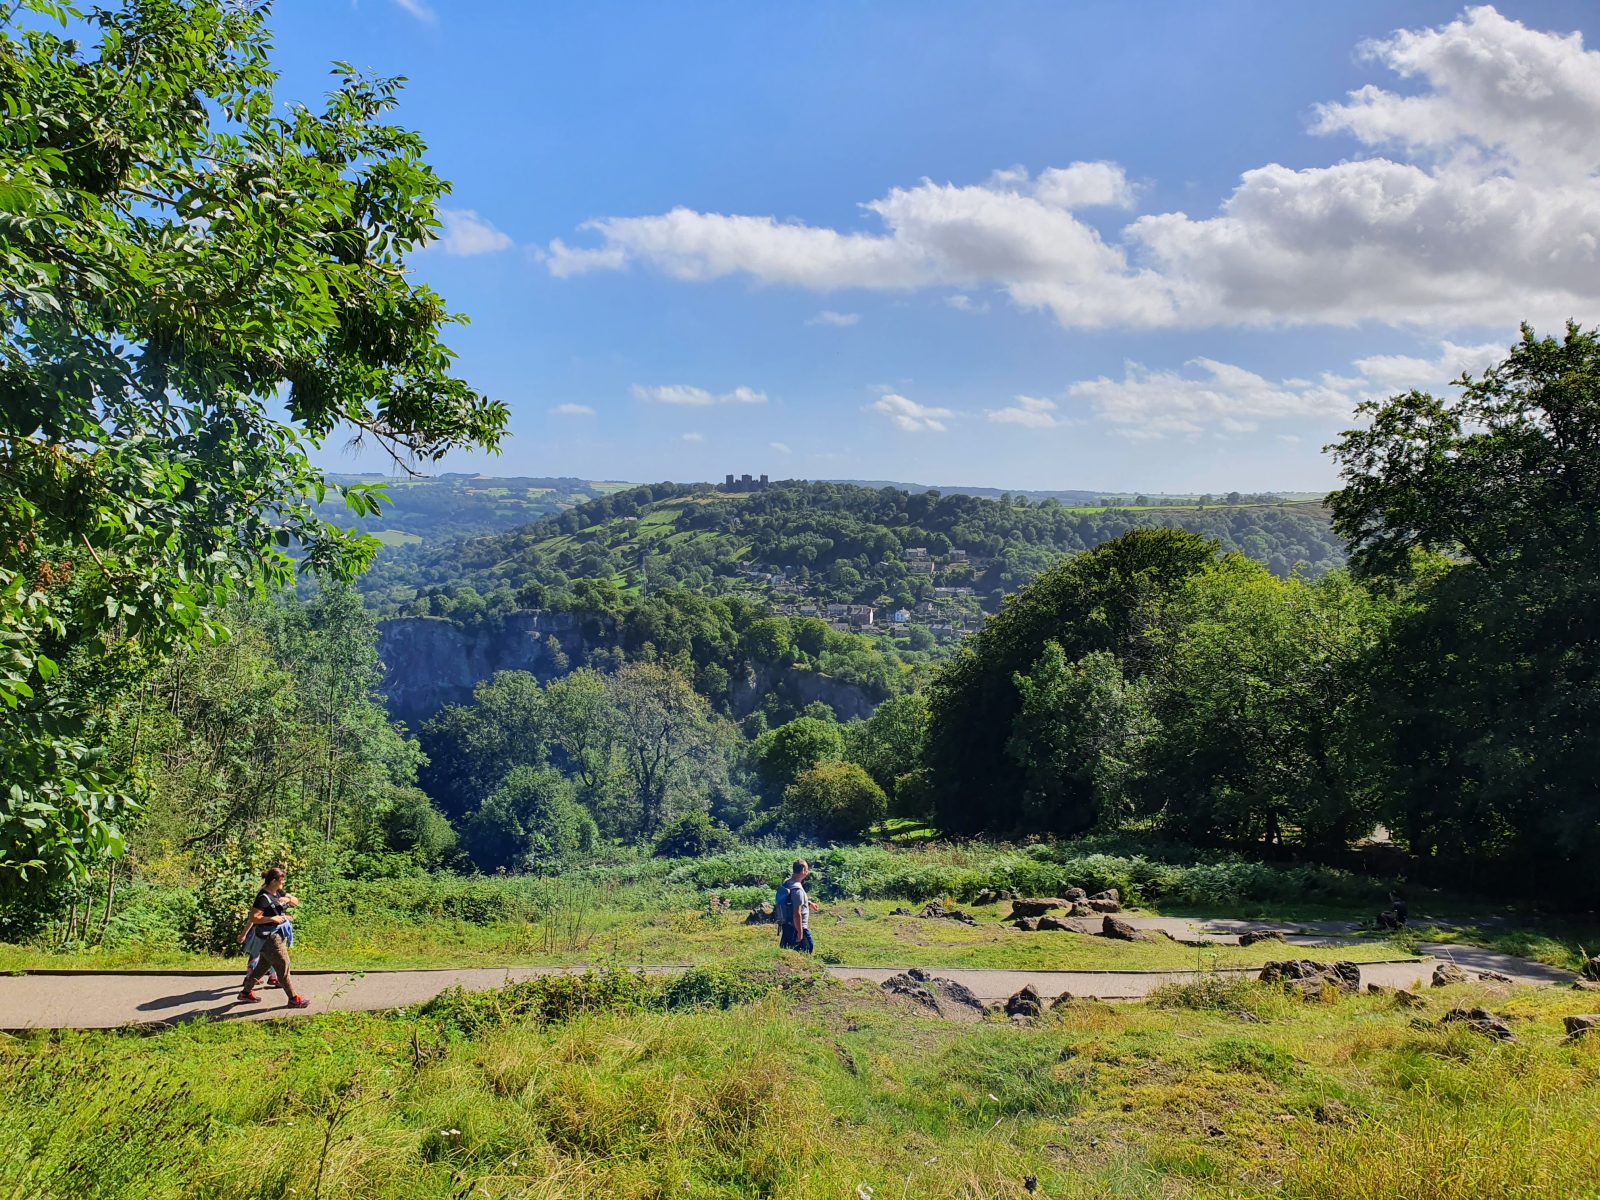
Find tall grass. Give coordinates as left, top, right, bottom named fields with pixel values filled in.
left=3, top=974, right=1597, bottom=1199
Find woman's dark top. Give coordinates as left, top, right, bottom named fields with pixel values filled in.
left=253, top=890, right=287, bottom=939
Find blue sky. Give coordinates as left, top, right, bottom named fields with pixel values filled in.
left=272, top=2, right=1600, bottom=492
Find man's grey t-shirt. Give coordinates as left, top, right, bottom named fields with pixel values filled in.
left=777, top=880, right=809, bottom=930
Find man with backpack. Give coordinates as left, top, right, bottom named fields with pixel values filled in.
left=776, top=859, right=815, bottom=953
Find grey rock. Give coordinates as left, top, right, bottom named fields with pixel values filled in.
left=1063, top=887, right=1088, bottom=903
left=1258, top=959, right=1361, bottom=997
left=1563, top=1014, right=1600, bottom=1040
left=1100, top=915, right=1151, bottom=942
left=1431, top=963, right=1468, bottom=987
left=880, top=972, right=941, bottom=1013
left=1036, top=916, right=1081, bottom=933
left=1085, top=898, right=1122, bottom=914
left=1439, top=1007, right=1514, bottom=1041
left=1005, top=985, right=1043, bottom=1020
left=918, top=901, right=977, bottom=926
left=744, top=903, right=777, bottom=925
left=1239, top=929, right=1287, bottom=947
left=1008, top=898, right=1066, bottom=920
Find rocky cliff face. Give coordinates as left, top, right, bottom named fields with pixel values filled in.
left=377, top=612, right=878, bottom=727
left=376, top=612, right=593, bottom=728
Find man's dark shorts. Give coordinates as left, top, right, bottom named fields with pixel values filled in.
left=779, top=926, right=814, bottom=953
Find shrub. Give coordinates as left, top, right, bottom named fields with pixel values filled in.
left=653, top=811, right=737, bottom=858
left=462, top=766, right=597, bottom=872
left=780, top=761, right=888, bottom=841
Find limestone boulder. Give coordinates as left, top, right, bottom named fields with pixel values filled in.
left=1005, top=985, right=1043, bottom=1020
left=1439, top=1007, right=1514, bottom=1041
left=1258, top=959, right=1361, bottom=998
left=1100, top=915, right=1151, bottom=942
left=1563, top=1014, right=1600, bottom=1041
left=1008, top=898, right=1065, bottom=920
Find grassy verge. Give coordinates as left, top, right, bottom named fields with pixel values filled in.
left=0, top=897, right=1418, bottom=974
left=2, top=970, right=1596, bottom=1198
left=8, top=841, right=1591, bottom=975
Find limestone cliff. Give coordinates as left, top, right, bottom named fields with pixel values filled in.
left=376, top=612, right=878, bottom=727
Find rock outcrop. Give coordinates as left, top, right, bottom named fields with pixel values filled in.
left=1100, top=915, right=1151, bottom=942
left=376, top=612, right=878, bottom=727
left=1258, top=959, right=1361, bottom=997
left=1438, top=1007, right=1514, bottom=1041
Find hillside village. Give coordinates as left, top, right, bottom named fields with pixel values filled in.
left=748, top=542, right=986, bottom=641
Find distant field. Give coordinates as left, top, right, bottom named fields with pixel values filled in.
left=369, top=529, right=424, bottom=546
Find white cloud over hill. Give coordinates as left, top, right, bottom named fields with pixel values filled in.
left=546, top=7, right=1600, bottom=332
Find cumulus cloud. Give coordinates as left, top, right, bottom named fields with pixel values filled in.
left=550, top=403, right=595, bottom=416
left=770, top=441, right=793, bottom=455
left=436, top=209, right=512, bottom=256
left=806, top=310, right=861, bottom=327
left=987, top=395, right=1064, bottom=428
left=871, top=393, right=955, bottom=433
left=1071, top=339, right=1506, bottom=439
left=630, top=384, right=768, bottom=406
left=945, top=294, right=990, bottom=313
left=545, top=8, right=1600, bottom=331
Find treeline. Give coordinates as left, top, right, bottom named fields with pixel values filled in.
left=923, top=327, right=1600, bottom=905
left=417, top=663, right=927, bottom=870
left=356, top=482, right=1344, bottom=619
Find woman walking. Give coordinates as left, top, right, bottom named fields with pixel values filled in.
left=238, top=866, right=310, bottom=1008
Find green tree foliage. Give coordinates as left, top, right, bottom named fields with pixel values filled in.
left=843, top=692, right=928, bottom=800
left=780, top=760, right=888, bottom=841
left=0, top=0, right=504, bottom=899
left=1006, top=647, right=1153, bottom=836
left=652, top=809, right=736, bottom=859
left=1139, top=560, right=1391, bottom=851
left=925, top=529, right=1217, bottom=834
left=116, top=590, right=424, bottom=862
left=605, top=662, right=723, bottom=837
left=419, top=672, right=549, bottom=822
left=462, top=766, right=595, bottom=873
left=750, top=716, right=844, bottom=800
left=1330, top=323, right=1600, bottom=894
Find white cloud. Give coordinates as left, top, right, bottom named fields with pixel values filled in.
left=550, top=403, right=595, bottom=416
left=437, top=209, right=512, bottom=256
left=871, top=393, right=955, bottom=433
left=1031, top=161, right=1137, bottom=209
left=945, top=294, right=990, bottom=313
left=806, top=310, right=861, bottom=327
left=987, top=395, right=1064, bottom=428
left=630, top=384, right=768, bottom=406
left=681, top=432, right=704, bottom=443
left=545, top=9, right=1600, bottom=332
left=770, top=441, right=792, bottom=455
left=1071, top=338, right=1506, bottom=439
left=391, top=0, right=436, bottom=22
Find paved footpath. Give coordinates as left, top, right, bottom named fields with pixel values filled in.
left=0, top=947, right=1571, bottom=1031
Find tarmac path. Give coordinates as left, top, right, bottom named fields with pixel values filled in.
left=0, top=946, right=1572, bottom=1031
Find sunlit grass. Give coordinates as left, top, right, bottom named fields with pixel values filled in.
left=2, top=973, right=1595, bottom=1199
left=0, top=897, right=1417, bottom=974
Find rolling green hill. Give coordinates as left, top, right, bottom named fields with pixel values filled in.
left=316, top=473, right=634, bottom=546
left=356, top=480, right=1344, bottom=627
